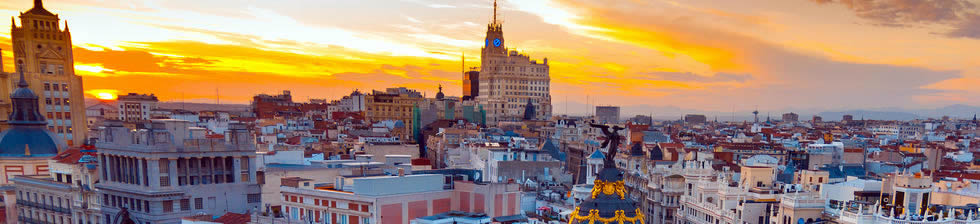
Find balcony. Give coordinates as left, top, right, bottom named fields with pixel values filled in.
left=16, top=200, right=72, bottom=214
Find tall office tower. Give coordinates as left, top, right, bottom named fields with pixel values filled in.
left=477, top=0, right=552, bottom=125
left=462, top=70, right=479, bottom=101
left=7, top=0, right=86, bottom=146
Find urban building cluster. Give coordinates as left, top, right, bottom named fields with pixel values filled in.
left=0, top=1, right=977, bottom=224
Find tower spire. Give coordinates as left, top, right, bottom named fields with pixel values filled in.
left=493, top=0, right=498, bottom=25
left=17, top=63, right=27, bottom=88
left=34, top=0, right=43, bottom=9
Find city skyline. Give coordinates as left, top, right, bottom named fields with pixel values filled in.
left=0, top=0, right=978, bottom=114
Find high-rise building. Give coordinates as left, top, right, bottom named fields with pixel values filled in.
left=117, top=93, right=158, bottom=122
left=6, top=0, right=87, bottom=146
left=595, top=106, right=620, bottom=124
left=365, top=87, right=423, bottom=141
left=782, top=112, right=799, bottom=122
left=477, top=1, right=552, bottom=125
left=462, top=69, right=479, bottom=101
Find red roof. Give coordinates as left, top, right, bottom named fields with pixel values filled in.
left=53, top=147, right=97, bottom=164
left=213, top=212, right=251, bottom=224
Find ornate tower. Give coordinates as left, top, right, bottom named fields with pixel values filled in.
left=482, top=0, right=505, bottom=56
left=8, top=0, right=86, bottom=145
left=570, top=124, right=644, bottom=224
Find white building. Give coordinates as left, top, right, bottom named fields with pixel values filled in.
left=117, top=93, right=159, bottom=122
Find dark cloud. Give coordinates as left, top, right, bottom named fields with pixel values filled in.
left=646, top=72, right=751, bottom=83
left=946, top=13, right=980, bottom=38
left=809, top=0, right=976, bottom=25
left=809, top=0, right=980, bottom=38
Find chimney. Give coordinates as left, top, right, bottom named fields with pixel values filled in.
left=397, top=168, right=405, bottom=177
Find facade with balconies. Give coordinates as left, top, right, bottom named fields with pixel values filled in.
left=9, top=145, right=102, bottom=224
left=94, top=119, right=261, bottom=224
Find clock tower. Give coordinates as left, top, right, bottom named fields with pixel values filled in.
left=476, top=0, right=552, bottom=126
left=482, top=0, right=506, bottom=56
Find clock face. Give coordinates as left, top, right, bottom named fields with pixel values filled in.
left=493, top=38, right=502, bottom=47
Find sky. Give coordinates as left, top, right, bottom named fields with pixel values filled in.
left=0, top=0, right=978, bottom=115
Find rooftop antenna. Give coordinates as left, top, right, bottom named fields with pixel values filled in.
left=216, top=88, right=219, bottom=105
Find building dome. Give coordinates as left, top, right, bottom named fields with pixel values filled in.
left=570, top=124, right=643, bottom=224
left=435, top=84, right=445, bottom=100
left=0, top=69, right=63, bottom=157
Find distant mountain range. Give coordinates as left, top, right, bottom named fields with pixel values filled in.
left=553, top=101, right=980, bottom=121
left=85, top=98, right=250, bottom=112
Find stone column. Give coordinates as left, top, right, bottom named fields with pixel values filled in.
left=233, top=157, right=242, bottom=183
left=136, top=158, right=144, bottom=186
left=105, top=155, right=114, bottom=183
left=147, top=159, right=160, bottom=189
left=169, top=158, right=178, bottom=188
left=99, top=155, right=109, bottom=183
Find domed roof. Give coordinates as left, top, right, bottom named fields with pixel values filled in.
left=0, top=68, right=63, bottom=157
left=435, top=84, right=445, bottom=100
left=0, top=126, right=62, bottom=157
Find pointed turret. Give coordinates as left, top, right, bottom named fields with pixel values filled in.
left=8, top=66, right=46, bottom=125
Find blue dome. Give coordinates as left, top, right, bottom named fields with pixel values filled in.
left=0, top=126, right=63, bottom=157
left=0, top=67, right=63, bottom=157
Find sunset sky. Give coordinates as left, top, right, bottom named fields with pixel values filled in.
left=0, top=0, right=978, bottom=115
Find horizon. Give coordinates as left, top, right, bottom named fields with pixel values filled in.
left=4, top=0, right=980, bottom=115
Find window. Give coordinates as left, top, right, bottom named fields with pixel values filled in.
left=44, top=83, right=50, bottom=91
left=45, top=98, right=52, bottom=105
left=180, top=199, right=190, bottom=211
left=61, top=83, right=68, bottom=91
left=52, top=83, right=59, bottom=91
left=247, top=194, right=261, bottom=203
left=163, top=200, right=173, bottom=213
left=160, top=177, right=170, bottom=187
left=194, top=198, right=203, bottom=210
